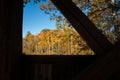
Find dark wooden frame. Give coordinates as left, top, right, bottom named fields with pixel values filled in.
left=22, top=0, right=115, bottom=64
left=22, top=0, right=114, bottom=63
left=0, top=0, right=120, bottom=80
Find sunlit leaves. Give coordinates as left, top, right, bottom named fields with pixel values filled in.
left=24, top=0, right=120, bottom=43
left=23, top=27, right=94, bottom=55
left=38, top=0, right=120, bottom=43
left=72, top=0, right=120, bottom=43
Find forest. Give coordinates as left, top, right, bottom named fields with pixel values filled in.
left=23, top=0, right=120, bottom=55
left=23, top=25, right=94, bottom=55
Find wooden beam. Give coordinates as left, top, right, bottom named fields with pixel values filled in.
left=51, top=0, right=113, bottom=55
left=73, top=43, right=120, bottom=80
left=0, top=0, right=23, bottom=80
left=22, top=55, right=97, bottom=64
left=22, top=55, right=98, bottom=80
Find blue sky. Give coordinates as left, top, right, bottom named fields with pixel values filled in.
left=22, top=1, right=56, bottom=38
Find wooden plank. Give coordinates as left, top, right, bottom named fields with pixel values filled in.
left=22, top=55, right=98, bottom=64
left=51, top=0, right=113, bottom=55
left=22, top=55, right=98, bottom=80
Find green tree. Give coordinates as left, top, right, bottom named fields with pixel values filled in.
left=41, top=28, right=51, bottom=32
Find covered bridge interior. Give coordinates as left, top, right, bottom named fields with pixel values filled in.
left=0, top=0, right=120, bottom=80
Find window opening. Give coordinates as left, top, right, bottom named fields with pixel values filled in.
left=22, top=0, right=94, bottom=55
left=72, top=0, right=120, bottom=44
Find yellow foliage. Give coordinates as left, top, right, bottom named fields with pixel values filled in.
left=23, top=27, right=94, bottom=55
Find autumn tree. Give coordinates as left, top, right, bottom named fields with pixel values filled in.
left=23, top=31, right=36, bottom=54
left=38, top=0, right=120, bottom=43
left=72, top=0, right=120, bottom=43
left=23, top=0, right=95, bottom=55
left=23, top=27, right=94, bottom=55
left=24, top=0, right=120, bottom=40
